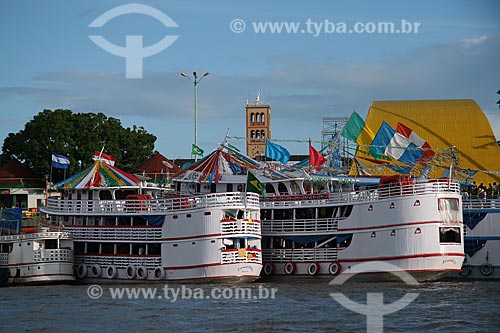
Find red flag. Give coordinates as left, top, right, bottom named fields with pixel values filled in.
left=309, top=142, right=326, bottom=167
left=93, top=150, right=116, bottom=166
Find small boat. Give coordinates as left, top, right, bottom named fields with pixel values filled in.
left=0, top=210, right=75, bottom=285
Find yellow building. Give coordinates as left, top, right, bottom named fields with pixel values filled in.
left=355, top=99, right=500, bottom=185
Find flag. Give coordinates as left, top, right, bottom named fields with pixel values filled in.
left=246, top=171, right=265, bottom=196
left=93, top=150, right=116, bottom=166
left=396, top=123, right=435, bottom=160
left=51, top=153, right=70, bottom=169
left=341, top=111, right=375, bottom=146
left=309, top=141, right=326, bottom=167
left=370, top=121, right=424, bottom=166
left=192, top=144, right=204, bottom=156
left=265, top=140, right=290, bottom=164
left=227, top=143, right=240, bottom=152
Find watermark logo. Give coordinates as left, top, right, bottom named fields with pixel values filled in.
left=88, top=3, right=179, bottom=79
left=230, top=18, right=420, bottom=36
left=329, top=261, right=419, bottom=333
left=86, top=284, right=277, bottom=302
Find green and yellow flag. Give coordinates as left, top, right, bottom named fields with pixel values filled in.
left=246, top=171, right=265, bottom=196
left=191, top=144, right=204, bottom=156
left=341, top=111, right=375, bottom=146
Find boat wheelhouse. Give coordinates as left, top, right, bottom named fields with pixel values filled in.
left=40, top=159, right=262, bottom=283
left=174, top=144, right=465, bottom=282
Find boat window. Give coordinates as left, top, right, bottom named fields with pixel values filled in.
left=261, top=209, right=272, bottom=220
left=44, top=239, right=58, bottom=249
left=439, top=227, right=461, bottom=243
left=149, top=243, right=161, bottom=255
left=274, top=209, right=293, bottom=220
left=0, top=243, right=13, bottom=253
left=318, top=207, right=334, bottom=219
left=101, top=243, right=114, bottom=254
left=99, top=190, right=112, bottom=200
left=338, top=205, right=353, bottom=218
left=438, top=198, right=459, bottom=211
left=278, top=183, right=288, bottom=195
left=265, top=183, right=275, bottom=194
left=295, top=208, right=315, bottom=220
left=226, top=184, right=233, bottom=192
left=86, top=242, right=99, bottom=254
left=74, top=243, right=84, bottom=254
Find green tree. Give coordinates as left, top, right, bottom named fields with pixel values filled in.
left=0, top=109, right=156, bottom=181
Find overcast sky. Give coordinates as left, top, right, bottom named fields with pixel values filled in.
left=1, top=0, right=499, bottom=159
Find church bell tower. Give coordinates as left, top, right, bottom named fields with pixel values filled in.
left=245, top=93, right=271, bottom=159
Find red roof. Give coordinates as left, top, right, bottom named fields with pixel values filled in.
left=137, top=152, right=180, bottom=178
left=0, top=160, right=38, bottom=179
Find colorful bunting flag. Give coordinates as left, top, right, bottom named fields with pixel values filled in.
left=309, top=141, right=326, bottom=167
left=93, top=150, right=116, bottom=166
left=265, top=140, right=290, bottom=164
left=371, top=121, right=423, bottom=166
left=341, top=111, right=375, bottom=146
left=396, top=122, right=435, bottom=160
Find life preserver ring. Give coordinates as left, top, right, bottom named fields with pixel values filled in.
left=307, top=262, right=320, bottom=276
left=329, top=262, right=341, bottom=276
left=480, top=263, right=494, bottom=276
left=126, top=265, right=136, bottom=279
left=459, top=264, right=472, bottom=277
left=153, top=267, right=165, bottom=280
left=76, top=263, right=87, bottom=278
left=237, top=184, right=243, bottom=192
left=136, top=266, right=148, bottom=280
left=62, top=189, right=69, bottom=198
left=90, top=264, right=102, bottom=278
left=263, top=262, right=275, bottom=276
left=284, top=262, right=296, bottom=275
left=106, top=265, right=117, bottom=279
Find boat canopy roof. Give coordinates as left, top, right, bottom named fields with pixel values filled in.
left=52, top=160, right=141, bottom=189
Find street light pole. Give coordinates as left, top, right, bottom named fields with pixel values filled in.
left=181, top=71, right=210, bottom=162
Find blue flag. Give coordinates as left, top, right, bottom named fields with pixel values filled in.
left=265, top=141, right=290, bottom=164
left=51, top=153, right=70, bottom=169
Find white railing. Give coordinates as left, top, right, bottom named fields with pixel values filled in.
left=43, top=192, right=260, bottom=215
left=262, top=248, right=338, bottom=262
left=220, top=250, right=262, bottom=264
left=65, top=227, right=162, bottom=241
left=220, top=219, right=261, bottom=236
left=261, top=180, right=461, bottom=208
left=0, top=231, right=72, bottom=241
left=262, top=218, right=340, bottom=234
left=33, top=249, right=73, bottom=262
left=75, top=255, right=161, bottom=268
left=462, top=198, right=500, bottom=211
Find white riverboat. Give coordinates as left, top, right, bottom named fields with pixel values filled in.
left=453, top=197, right=500, bottom=280
left=39, top=159, right=262, bottom=283
left=174, top=145, right=465, bottom=282
left=0, top=215, right=74, bottom=285
left=258, top=175, right=465, bottom=281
